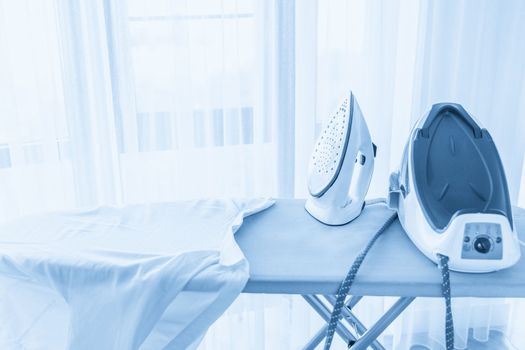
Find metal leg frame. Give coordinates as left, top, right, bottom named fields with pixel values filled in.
left=325, top=296, right=385, bottom=350
left=302, top=295, right=358, bottom=350
left=302, top=295, right=415, bottom=350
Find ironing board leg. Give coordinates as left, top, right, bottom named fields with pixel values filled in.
left=302, top=295, right=365, bottom=349
left=302, top=295, right=358, bottom=347
left=349, top=297, right=415, bottom=350
left=325, top=296, right=386, bottom=350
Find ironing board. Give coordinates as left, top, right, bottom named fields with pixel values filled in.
left=227, top=199, right=525, bottom=350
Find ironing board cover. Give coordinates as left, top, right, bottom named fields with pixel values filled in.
left=236, top=199, right=525, bottom=297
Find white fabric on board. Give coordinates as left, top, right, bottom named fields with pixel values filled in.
left=0, top=198, right=274, bottom=350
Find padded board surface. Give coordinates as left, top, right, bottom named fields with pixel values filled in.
left=212, top=199, right=525, bottom=297
left=412, top=103, right=513, bottom=231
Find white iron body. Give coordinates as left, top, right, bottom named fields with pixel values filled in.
left=389, top=105, right=521, bottom=273
left=305, top=92, right=375, bottom=225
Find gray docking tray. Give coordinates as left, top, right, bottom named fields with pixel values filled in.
left=412, top=103, right=513, bottom=231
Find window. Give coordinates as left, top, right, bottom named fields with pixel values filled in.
left=108, top=0, right=272, bottom=154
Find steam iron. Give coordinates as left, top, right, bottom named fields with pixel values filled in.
left=388, top=103, right=521, bottom=272
left=305, top=91, right=376, bottom=225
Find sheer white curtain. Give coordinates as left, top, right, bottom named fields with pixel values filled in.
left=109, top=0, right=281, bottom=202
left=1, top=0, right=525, bottom=349
left=0, top=0, right=281, bottom=222
left=0, top=0, right=73, bottom=220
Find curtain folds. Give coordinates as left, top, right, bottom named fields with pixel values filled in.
left=0, top=0, right=281, bottom=221
left=1, top=0, right=525, bottom=349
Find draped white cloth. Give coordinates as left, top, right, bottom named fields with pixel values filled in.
left=0, top=198, right=274, bottom=349
left=0, top=0, right=525, bottom=349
